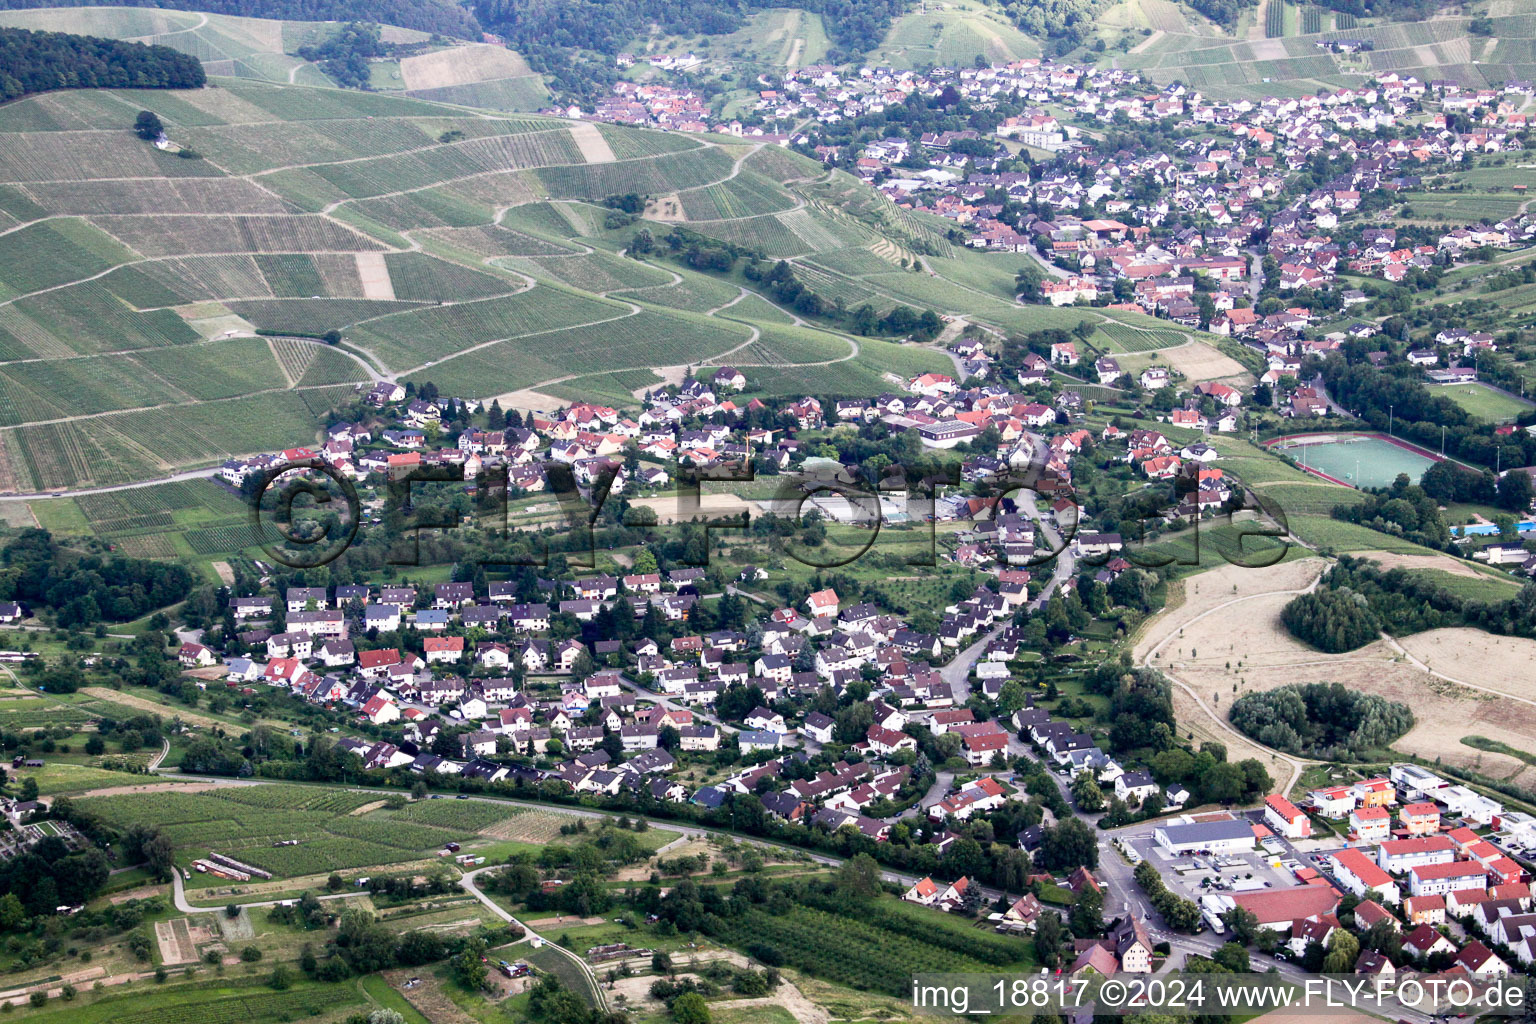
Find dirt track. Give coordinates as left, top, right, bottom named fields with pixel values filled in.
left=1138, top=565, right=1536, bottom=791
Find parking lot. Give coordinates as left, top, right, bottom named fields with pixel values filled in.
left=1118, top=831, right=1309, bottom=904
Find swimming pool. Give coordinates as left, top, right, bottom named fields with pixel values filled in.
left=1269, top=433, right=1441, bottom=489
left=1453, top=520, right=1536, bottom=536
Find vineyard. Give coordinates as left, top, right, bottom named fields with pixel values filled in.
left=92, top=214, right=389, bottom=257
left=133, top=338, right=289, bottom=402
left=417, top=308, right=750, bottom=397
left=1096, top=321, right=1186, bottom=353
left=678, top=171, right=800, bottom=221
left=1265, top=0, right=1286, bottom=36
left=0, top=74, right=1080, bottom=496
left=13, top=280, right=201, bottom=355
left=77, top=785, right=500, bottom=877
left=516, top=251, right=674, bottom=295
left=347, top=290, right=621, bottom=369
left=710, top=903, right=1033, bottom=996
left=614, top=273, right=739, bottom=314
left=1300, top=5, right=1321, bottom=33
left=383, top=253, right=511, bottom=302
left=0, top=218, right=132, bottom=299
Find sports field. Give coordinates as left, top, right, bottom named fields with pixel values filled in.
left=1270, top=433, right=1440, bottom=488
left=1436, top=382, right=1535, bottom=424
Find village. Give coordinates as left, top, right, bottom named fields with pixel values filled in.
left=562, top=55, right=1536, bottom=302
left=154, top=344, right=1536, bottom=1005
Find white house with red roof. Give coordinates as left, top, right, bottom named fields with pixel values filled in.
left=1351, top=805, right=1391, bottom=842
left=178, top=642, right=216, bottom=668
left=805, top=588, right=839, bottom=618
left=422, top=636, right=464, bottom=665
left=1410, top=860, right=1491, bottom=896
left=357, top=648, right=402, bottom=679
left=1401, top=801, right=1441, bottom=835
left=1331, top=847, right=1401, bottom=904
left=904, top=876, right=940, bottom=905
left=361, top=692, right=399, bottom=725
left=865, top=724, right=916, bottom=757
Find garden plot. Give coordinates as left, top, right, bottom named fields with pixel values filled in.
left=153, top=918, right=198, bottom=964
left=1159, top=339, right=1252, bottom=382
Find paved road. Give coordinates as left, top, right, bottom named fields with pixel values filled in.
left=902, top=769, right=954, bottom=819
left=1019, top=431, right=1077, bottom=611
left=3, top=467, right=223, bottom=500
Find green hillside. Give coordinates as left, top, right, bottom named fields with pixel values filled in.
left=0, top=68, right=1089, bottom=493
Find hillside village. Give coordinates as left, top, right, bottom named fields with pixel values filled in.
left=571, top=56, right=1536, bottom=307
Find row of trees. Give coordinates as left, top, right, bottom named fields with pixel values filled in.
left=471, top=0, right=903, bottom=64
left=1315, top=555, right=1536, bottom=641
left=1133, top=859, right=1202, bottom=931
left=1318, top=352, right=1536, bottom=474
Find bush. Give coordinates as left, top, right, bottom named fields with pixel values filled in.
left=241, top=946, right=263, bottom=961
left=1280, top=587, right=1380, bottom=652
left=1230, top=682, right=1413, bottom=759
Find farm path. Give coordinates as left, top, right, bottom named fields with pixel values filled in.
left=170, top=869, right=352, bottom=914
left=708, top=286, right=862, bottom=369
left=123, top=10, right=207, bottom=41
left=0, top=380, right=356, bottom=431
left=1136, top=564, right=1327, bottom=796
left=1382, top=632, right=1536, bottom=710
left=459, top=866, right=610, bottom=1010
left=1, top=466, right=222, bottom=499
left=1129, top=28, right=1165, bottom=53
left=393, top=301, right=644, bottom=380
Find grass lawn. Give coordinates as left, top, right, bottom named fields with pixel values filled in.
left=16, top=974, right=365, bottom=1024
left=1434, top=382, right=1535, bottom=424
left=28, top=498, right=91, bottom=535
left=1285, top=515, right=1432, bottom=554
left=16, top=762, right=156, bottom=795
left=359, top=973, right=431, bottom=1024
left=1132, top=518, right=1305, bottom=577
left=713, top=1006, right=799, bottom=1024
left=524, top=943, right=601, bottom=1006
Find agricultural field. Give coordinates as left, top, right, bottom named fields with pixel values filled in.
left=0, top=65, right=1092, bottom=498
left=870, top=0, right=1041, bottom=68
left=709, top=898, right=1035, bottom=997
left=75, top=784, right=528, bottom=881
left=1096, top=321, right=1187, bottom=353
